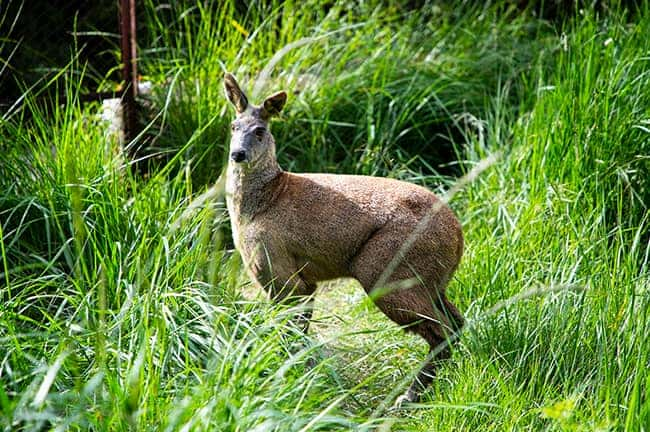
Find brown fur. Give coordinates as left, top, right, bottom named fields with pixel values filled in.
left=223, top=73, right=464, bottom=404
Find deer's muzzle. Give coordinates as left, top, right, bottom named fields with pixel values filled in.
left=230, top=150, right=247, bottom=163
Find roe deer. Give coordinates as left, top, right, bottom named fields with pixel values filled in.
left=223, top=73, right=464, bottom=404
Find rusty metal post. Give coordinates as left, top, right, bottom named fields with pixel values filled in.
left=120, top=0, right=138, bottom=145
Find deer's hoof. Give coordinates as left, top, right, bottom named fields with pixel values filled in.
left=305, top=356, right=317, bottom=369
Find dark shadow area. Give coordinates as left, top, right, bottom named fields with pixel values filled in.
left=0, top=0, right=121, bottom=108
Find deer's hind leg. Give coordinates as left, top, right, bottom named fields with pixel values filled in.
left=350, top=229, right=464, bottom=403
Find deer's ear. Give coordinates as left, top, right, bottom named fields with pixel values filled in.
left=261, top=91, right=287, bottom=120
left=224, top=73, right=249, bottom=113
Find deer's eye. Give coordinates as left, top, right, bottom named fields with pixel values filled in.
left=254, top=128, right=265, bottom=139
left=231, top=124, right=237, bottom=132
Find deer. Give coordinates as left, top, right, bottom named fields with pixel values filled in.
left=223, top=73, right=465, bottom=405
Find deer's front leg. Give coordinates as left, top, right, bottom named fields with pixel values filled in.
left=246, top=242, right=316, bottom=334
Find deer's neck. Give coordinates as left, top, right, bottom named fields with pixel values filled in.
left=226, top=158, right=284, bottom=220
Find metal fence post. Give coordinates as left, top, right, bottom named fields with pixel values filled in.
left=120, top=0, right=138, bottom=146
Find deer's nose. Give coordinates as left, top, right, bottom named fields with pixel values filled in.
left=230, top=150, right=247, bottom=163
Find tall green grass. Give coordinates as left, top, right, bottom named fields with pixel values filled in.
left=139, top=1, right=546, bottom=183
left=1, top=1, right=649, bottom=431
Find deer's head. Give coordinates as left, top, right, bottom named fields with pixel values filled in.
left=224, top=73, right=286, bottom=166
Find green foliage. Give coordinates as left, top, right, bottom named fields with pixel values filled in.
left=139, top=0, right=546, bottom=183
left=1, top=1, right=649, bottom=431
